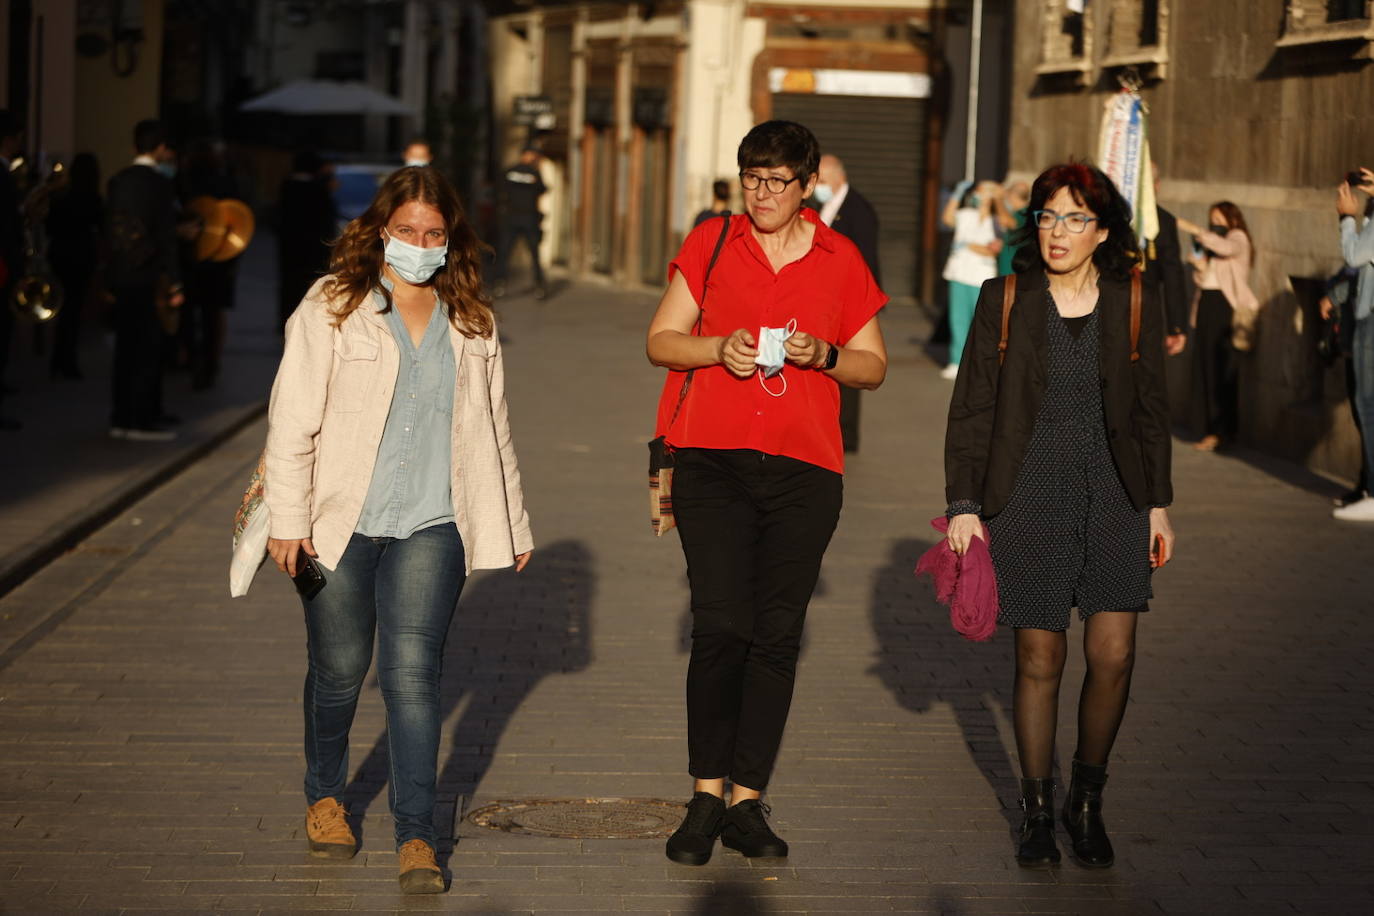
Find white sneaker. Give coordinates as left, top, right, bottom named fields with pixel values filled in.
left=122, top=426, right=177, bottom=443
left=940, top=364, right=960, bottom=380
left=1333, top=495, right=1374, bottom=521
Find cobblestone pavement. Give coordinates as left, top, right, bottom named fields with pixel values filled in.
left=1, top=280, right=1372, bottom=914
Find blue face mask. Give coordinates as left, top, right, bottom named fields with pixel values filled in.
left=156, top=161, right=177, bottom=180
left=404, top=159, right=430, bottom=168
left=383, top=230, right=447, bottom=284
left=754, top=319, right=797, bottom=397
left=812, top=183, right=834, bottom=205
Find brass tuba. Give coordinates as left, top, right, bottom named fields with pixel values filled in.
left=10, top=161, right=64, bottom=322
left=9, top=259, right=62, bottom=322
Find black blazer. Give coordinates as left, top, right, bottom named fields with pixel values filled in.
left=828, top=187, right=881, bottom=288
left=944, top=268, right=1173, bottom=518
left=105, top=163, right=180, bottom=290
left=1144, top=206, right=1188, bottom=336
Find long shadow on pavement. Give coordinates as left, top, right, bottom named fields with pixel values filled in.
left=868, top=537, right=1020, bottom=836
left=691, top=879, right=775, bottom=914
left=342, top=539, right=594, bottom=844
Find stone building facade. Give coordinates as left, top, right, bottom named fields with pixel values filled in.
left=488, top=1, right=948, bottom=298
left=1008, top=0, right=1374, bottom=482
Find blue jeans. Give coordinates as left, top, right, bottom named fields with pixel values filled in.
left=302, top=523, right=466, bottom=848
left=1353, top=314, right=1374, bottom=481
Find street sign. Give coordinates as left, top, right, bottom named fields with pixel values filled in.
left=514, top=95, right=556, bottom=130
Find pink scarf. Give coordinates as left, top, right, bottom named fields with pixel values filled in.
left=915, top=517, right=999, bottom=641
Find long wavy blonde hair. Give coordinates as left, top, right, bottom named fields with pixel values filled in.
left=323, top=166, right=493, bottom=338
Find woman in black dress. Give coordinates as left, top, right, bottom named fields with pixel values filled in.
left=944, top=163, right=1175, bottom=869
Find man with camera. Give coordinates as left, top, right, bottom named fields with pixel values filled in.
left=1334, top=167, right=1374, bottom=520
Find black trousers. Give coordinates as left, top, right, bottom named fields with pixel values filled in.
left=182, top=261, right=234, bottom=386
left=839, top=386, right=861, bottom=453
left=672, top=447, right=842, bottom=790
left=51, top=267, right=92, bottom=375
left=1192, top=289, right=1239, bottom=441
left=110, top=284, right=164, bottom=429
left=494, top=220, right=545, bottom=288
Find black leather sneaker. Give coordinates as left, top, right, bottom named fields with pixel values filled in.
left=665, top=792, right=725, bottom=866
left=720, top=799, right=788, bottom=858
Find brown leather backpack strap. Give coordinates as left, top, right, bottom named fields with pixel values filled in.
left=1129, top=268, right=1142, bottom=362
left=998, top=274, right=1016, bottom=366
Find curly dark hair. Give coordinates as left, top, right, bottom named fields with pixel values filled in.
left=323, top=166, right=493, bottom=338
left=737, top=120, right=821, bottom=187
left=1010, top=161, right=1141, bottom=280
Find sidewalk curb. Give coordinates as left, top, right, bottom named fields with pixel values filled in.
left=0, top=401, right=268, bottom=602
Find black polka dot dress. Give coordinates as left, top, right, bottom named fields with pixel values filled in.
left=986, top=291, right=1153, bottom=631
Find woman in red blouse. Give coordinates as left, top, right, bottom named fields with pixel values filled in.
left=646, top=121, right=888, bottom=865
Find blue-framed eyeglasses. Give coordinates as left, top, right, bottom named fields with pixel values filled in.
left=1032, top=209, right=1098, bottom=233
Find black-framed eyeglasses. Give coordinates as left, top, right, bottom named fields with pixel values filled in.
left=740, top=171, right=803, bottom=195
left=1032, top=209, right=1098, bottom=233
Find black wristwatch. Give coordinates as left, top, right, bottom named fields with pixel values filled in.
left=822, top=342, right=839, bottom=371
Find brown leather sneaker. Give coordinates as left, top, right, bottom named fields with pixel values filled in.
left=397, top=839, right=445, bottom=894
left=304, top=798, right=357, bottom=859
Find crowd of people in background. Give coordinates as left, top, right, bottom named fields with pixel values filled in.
left=0, top=102, right=1371, bottom=521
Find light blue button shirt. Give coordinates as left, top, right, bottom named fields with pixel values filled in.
left=355, top=285, right=457, bottom=539
left=1341, top=215, right=1374, bottom=321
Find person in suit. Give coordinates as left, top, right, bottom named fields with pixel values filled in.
left=277, top=150, right=337, bottom=331
left=692, top=179, right=731, bottom=228
left=492, top=147, right=548, bottom=299
left=1143, top=165, right=1189, bottom=356
left=0, top=110, right=25, bottom=429
left=105, top=119, right=183, bottom=441
left=45, top=152, right=104, bottom=382
left=813, top=154, right=881, bottom=452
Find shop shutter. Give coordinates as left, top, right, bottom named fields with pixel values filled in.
left=771, top=93, right=928, bottom=300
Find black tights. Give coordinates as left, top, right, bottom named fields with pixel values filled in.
left=1013, top=613, right=1138, bottom=778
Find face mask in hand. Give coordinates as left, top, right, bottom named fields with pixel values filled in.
left=755, top=319, right=797, bottom=397
left=383, top=230, right=447, bottom=284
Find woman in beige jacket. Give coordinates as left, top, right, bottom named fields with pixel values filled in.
left=264, top=167, right=532, bottom=894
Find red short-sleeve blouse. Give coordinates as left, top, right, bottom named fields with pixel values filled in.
left=654, top=208, right=887, bottom=474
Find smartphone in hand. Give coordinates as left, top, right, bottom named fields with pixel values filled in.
left=292, top=555, right=327, bottom=599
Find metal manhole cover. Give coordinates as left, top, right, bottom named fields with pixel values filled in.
left=467, top=797, right=684, bottom=839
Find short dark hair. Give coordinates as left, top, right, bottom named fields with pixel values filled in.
left=1011, top=161, right=1141, bottom=280
left=133, top=119, right=168, bottom=155
left=711, top=179, right=730, bottom=203
left=737, top=120, right=821, bottom=186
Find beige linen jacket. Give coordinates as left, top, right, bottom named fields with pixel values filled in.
left=265, top=278, right=533, bottom=573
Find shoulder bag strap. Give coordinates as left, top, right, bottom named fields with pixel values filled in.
left=667, top=213, right=733, bottom=426
left=1129, top=268, right=1142, bottom=362
left=997, top=273, right=1016, bottom=366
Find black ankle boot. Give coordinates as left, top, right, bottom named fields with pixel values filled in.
left=1016, top=778, right=1060, bottom=867
left=1062, top=759, right=1114, bottom=867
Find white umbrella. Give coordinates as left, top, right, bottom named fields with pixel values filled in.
left=239, top=80, right=414, bottom=116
